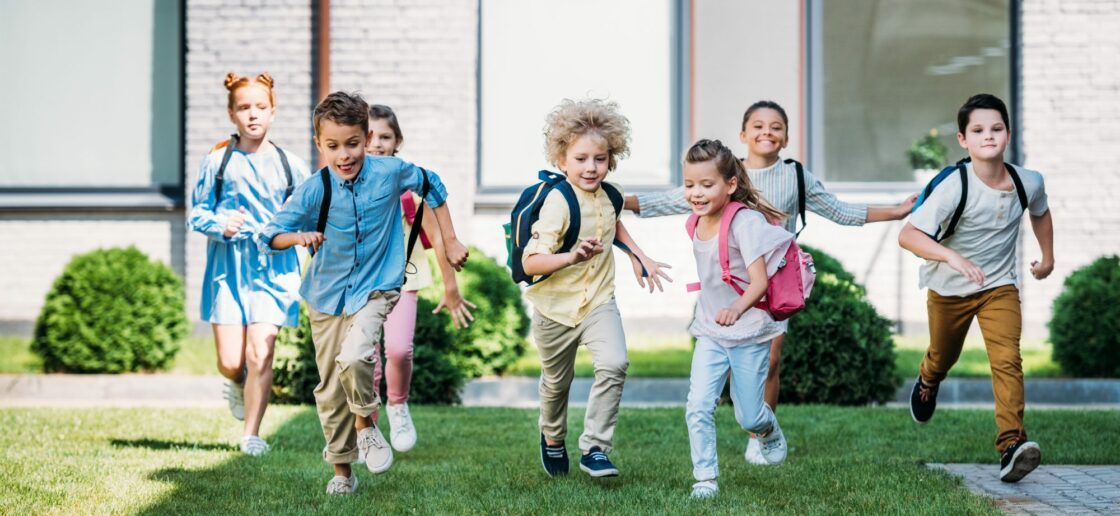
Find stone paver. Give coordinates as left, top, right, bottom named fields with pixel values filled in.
left=929, top=464, right=1120, bottom=514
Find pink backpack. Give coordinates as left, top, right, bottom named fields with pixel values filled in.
left=685, top=201, right=816, bottom=321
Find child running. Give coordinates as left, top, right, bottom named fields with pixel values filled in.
left=357, top=104, right=476, bottom=454
left=626, top=100, right=916, bottom=463
left=523, top=98, right=671, bottom=478
left=257, top=91, right=468, bottom=494
left=188, top=72, right=310, bottom=456
left=680, top=139, right=793, bottom=499
left=900, top=93, right=1053, bottom=483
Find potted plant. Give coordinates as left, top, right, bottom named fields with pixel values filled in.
left=908, top=128, right=948, bottom=184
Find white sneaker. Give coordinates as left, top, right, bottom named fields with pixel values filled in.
left=757, top=419, right=788, bottom=465
left=387, top=403, right=417, bottom=452
left=358, top=426, right=393, bottom=474
left=223, top=379, right=245, bottom=421
left=744, top=436, right=769, bottom=465
left=690, top=480, right=719, bottom=499
left=325, top=474, right=358, bottom=495
left=240, top=435, right=270, bottom=456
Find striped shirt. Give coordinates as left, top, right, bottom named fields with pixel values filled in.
left=635, top=159, right=868, bottom=234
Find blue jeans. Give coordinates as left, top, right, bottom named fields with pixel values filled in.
left=685, top=336, right=775, bottom=481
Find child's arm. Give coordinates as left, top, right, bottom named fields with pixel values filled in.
left=865, top=193, right=919, bottom=222
left=255, top=181, right=321, bottom=254
left=898, top=223, right=985, bottom=285
left=614, top=219, right=673, bottom=293
left=398, top=162, right=468, bottom=269
left=1028, top=209, right=1055, bottom=280
left=188, top=157, right=250, bottom=242
left=623, top=186, right=690, bottom=218
left=421, top=202, right=476, bottom=328
left=715, top=257, right=769, bottom=326
left=523, top=239, right=604, bottom=276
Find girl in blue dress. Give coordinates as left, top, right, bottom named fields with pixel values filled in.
left=188, top=72, right=310, bottom=456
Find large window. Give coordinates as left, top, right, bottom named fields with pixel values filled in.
left=809, top=0, right=1011, bottom=182
left=479, top=0, right=680, bottom=190
left=0, top=0, right=182, bottom=189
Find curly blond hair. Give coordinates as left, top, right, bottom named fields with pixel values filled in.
left=543, top=98, right=631, bottom=171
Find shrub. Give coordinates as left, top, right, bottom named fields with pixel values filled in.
left=907, top=128, right=948, bottom=170
left=272, top=298, right=465, bottom=405
left=780, top=245, right=898, bottom=405
left=1049, top=255, right=1120, bottom=378
left=421, top=247, right=530, bottom=378
left=32, top=247, right=187, bottom=373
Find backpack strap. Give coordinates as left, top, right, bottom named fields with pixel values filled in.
left=600, top=183, right=648, bottom=278
left=213, top=134, right=238, bottom=204
left=274, top=145, right=294, bottom=200
left=403, top=168, right=432, bottom=283
left=1004, top=162, right=1029, bottom=211
left=307, top=167, right=332, bottom=257
left=517, top=171, right=579, bottom=286
left=939, top=158, right=970, bottom=242
left=685, top=201, right=749, bottom=294
left=783, top=158, right=807, bottom=236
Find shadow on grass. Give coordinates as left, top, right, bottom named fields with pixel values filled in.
left=110, top=438, right=234, bottom=452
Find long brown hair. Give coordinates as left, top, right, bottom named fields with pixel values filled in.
left=685, top=139, right=786, bottom=223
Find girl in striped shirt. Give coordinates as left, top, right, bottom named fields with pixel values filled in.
left=626, top=100, right=916, bottom=464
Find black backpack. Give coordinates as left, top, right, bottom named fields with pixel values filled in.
left=782, top=158, right=808, bottom=236
left=312, top=166, right=432, bottom=285
left=214, top=134, right=294, bottom=203
left=504, top=170, right=646, bottom=286
left=912, top=157, right=1028, bottom=241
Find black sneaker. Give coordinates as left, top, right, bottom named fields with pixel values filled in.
left=579, top=446, right=619, bottom=478
left=540, top=434, right=569, bottom=477
left=909, top=376, right=939, bottom=424
left=1000, top=440, right=1041, bottom=483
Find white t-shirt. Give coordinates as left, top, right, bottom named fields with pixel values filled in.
left=909, top=162, right=1049, bottom=297
left=689, top=208, right=794, bottom=345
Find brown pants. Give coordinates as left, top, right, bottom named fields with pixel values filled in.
left=308, top=290, right=399, bottom=464
left=921, top=284, right=1026, bottom=453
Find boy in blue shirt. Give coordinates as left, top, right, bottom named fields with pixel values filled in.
left=257, top=91, right=468, bottom=494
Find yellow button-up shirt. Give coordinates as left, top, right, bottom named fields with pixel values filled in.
left=522, top=182, right=623, bottom=327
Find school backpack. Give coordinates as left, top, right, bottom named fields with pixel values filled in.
left=312, top=166, right=431, bottom=285
left=912, top=157, right=1028, bottom=242
left=400, top=193, right=433, bottom=250
left=782, top=158, right=809, bottom=236
left=684, top=201, right=815, bottom=321
left=213, top=134, right=294, bottom=203
left=504, top=170, right=647, bottom=286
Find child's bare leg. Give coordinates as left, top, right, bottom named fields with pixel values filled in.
left=243, top=323, right=279, bottom=436
left=212, top=324, right=247, bottom=380
left=334, top=463, right=352, bottom=478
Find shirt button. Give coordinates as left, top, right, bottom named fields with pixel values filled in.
left=347, top=284, right=352, bottom=289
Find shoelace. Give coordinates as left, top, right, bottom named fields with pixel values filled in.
left=392, top=406, right=413, bottom=433
left=359, top=431, right=385, bottom=450
left=588, top=451, right=609, bottom=462
left=919, top=383, right=938, bottom=403
left=223, top=382, right=243, bottom=402
left=242, top=437, right=269, bottom=455
left=326, top=477, right=352, bottom=492
left=544, top=445, right=566, bottom=458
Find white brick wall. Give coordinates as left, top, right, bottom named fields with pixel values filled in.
left=184, top=0, right=314, bottom=320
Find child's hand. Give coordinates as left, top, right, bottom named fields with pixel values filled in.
left=1030, top=259, right=1054, bottom=280
left=434, top=286, right=477, bottom=329
left=714, top=305, right=746, bottom=326
left=444, top=239, right=469, bottom=270
left=947, top=253, right=985, bottom=286
left=567, top=239, right=604, bottom=265
left=895, top=194, right=918, bottom=219
left=295, top=231, right=325, bottom=253
left=223, top=207, right=247, bottom=238
left=629, top=253, right=673, bottom=293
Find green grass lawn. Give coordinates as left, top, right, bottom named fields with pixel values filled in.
left=4, top=405, right=1116, bottom=513
left=0, top=336, right=216, bottom=375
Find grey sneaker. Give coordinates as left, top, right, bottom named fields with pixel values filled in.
left=690, top=479, right=719, bottom=499
left=240, top=435, right=269, bottom=456
left=358, top=426, right=393, bottom=474
left=757, top=419, right=788, bottom=465
left=223, top=379, right=245, bottom=421
left=325, top=474, right=358, bottom=495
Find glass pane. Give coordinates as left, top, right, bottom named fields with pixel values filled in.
left=0, top=0, right=182, bottom=188
left=480, top=0, right=673, bottom=188
left=818, top=0, right=1010, bottom=182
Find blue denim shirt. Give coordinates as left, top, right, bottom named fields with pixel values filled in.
left=257, top=155, right=448, bottom=316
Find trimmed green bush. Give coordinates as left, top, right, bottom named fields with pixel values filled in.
left=422, top=247, right=530, bottom=379
left=1049, top=255, right=1120, bottom=378
left=780, top=245, right=898, bottom=405
left=32, top=247, right=187, bottom=373
left=271, top=306, right=318, bottom=404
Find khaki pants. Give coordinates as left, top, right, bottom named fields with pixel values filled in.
left=921, top=284, right=1025, bottom=453
left=308, top=291, right=399, bottom=464
left=534, top=300, right=628, bottom=454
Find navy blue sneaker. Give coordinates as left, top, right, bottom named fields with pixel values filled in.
left=1000, top=440, right=1041, bottom=483
left=909, top=376, right=939, bottom=424
left=540, top=434, right=569, bottom=477
left=579, top=446, right=619, bottom=478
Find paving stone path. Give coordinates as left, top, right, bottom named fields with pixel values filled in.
left=929, top=464, right=1120, bottom=514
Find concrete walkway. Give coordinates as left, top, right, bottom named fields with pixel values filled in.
left=930, top=464, right=1120, bottom=514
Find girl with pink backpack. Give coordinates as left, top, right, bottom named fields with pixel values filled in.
left=680, top=139, right=810, bottom=499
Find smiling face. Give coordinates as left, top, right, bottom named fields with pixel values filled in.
left=228, top=84, right=275, bottom=141
left=558, top=133, right=611, bottom=193
left=365, top=118, right=401, bottom=156
left=738, top=107, right=788, bottom=161
left=315, top=119, right=369, bottom=180
left=683, top=158, right=737, bottom=218
left=957, top=108, right=1009, bottom=161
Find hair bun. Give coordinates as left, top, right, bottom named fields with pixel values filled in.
left=224, top=72, right=240, bottom=90
left=255, top=72, right=274, bottom=89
